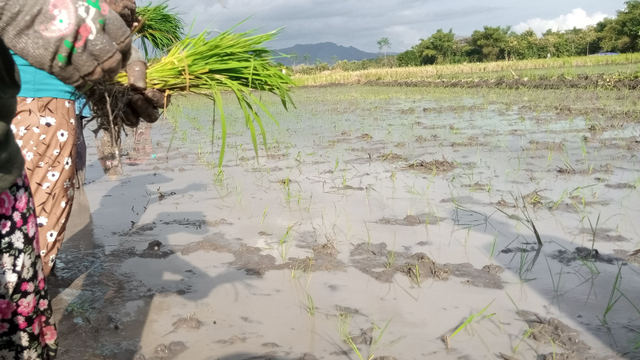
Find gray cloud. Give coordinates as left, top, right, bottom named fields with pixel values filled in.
left=139, top=0, right=625, bottom=52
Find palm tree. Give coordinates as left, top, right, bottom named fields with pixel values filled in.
left=303, top=54, right=311, bottom=65
left=290, top=52, right=299, bottom=66
left=331, top=55, right=339, bottom=64
left=377, top=37, right=391, bottom=59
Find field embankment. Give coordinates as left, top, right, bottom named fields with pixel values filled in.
left=294, top=53, right=640, bottom=89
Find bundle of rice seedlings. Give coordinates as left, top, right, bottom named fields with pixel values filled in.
left=111, top=24, right=296, bottom=166
left=134, top=2, right=185, bottom=59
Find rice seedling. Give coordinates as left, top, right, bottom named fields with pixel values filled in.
left=598, top=264, right=623, bottom=327
left=278, top=225, right=294, bottom=261
left=495, top=194, right=543, bottom=247
left=337, top=313, right=365, bottom=360
left=489, top=233, right=498, bottom=261
left=306, top=292, right=315, bottom=316
left=364, top=220, right=372, bottom=249
left=444, top=300, right=495, bottom=348
left=552, top=189, right=567, bottom=210
left=135, top=2, right=185, bottom=59
left=386, top=242, right=397, bottom=269
left=336, top=313, right=393, bottom=360
left=587, top=213, right=600, bottom=253
left=112, top=22, right=295, bottom=167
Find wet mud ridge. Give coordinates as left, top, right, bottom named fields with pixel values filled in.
left=349, top=242, right=504, bottom=289
left=360, top=75, right=640, bottom=90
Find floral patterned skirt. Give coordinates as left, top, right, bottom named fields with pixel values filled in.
left=0, top=172, right=57, bottom=359
left=13, top=97, right=77, bottom=276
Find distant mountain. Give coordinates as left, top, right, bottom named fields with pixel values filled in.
left=273, top=42, right=394, bottom=66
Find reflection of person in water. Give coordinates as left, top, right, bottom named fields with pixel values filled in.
left=124, top=122, right=154, bottom=166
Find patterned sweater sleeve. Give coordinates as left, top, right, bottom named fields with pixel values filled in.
left=0, top=0, right=132, bottom=87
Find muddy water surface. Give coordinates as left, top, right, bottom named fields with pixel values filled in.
left=52, top=87, right=640, bottom=360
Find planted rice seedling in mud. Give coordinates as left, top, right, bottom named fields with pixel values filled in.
left=443, top=300, right=495, bottom=349
left=278, top=225, right=294, bottom=261
left=495, top=194, right=543, bottom=247
left=336, top=313, right=393, bottom=360
left=489, top=233, right=498, bottom=261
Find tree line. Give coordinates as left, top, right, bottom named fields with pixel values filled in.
left=288, top=1, right=640, bottom=74
left=396, top=1, right=640, bottom=67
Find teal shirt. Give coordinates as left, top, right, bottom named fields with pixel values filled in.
left=11, top=52, right=78, bottom=100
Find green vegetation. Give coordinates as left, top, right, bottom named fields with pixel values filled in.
left=118, top=24, right=295, bottom=167
left=293, top=1, right=640, bottom=81
left=293, top=53, right=640, bottom=85
left=135, top=2, right=186, bottom=59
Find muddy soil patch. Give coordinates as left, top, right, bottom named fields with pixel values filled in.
left=405, top=157, right=457, bottom=174
left=613, top=249, right=640, bottom=265
left=376, top=213, right=446, bottom=226
left=577, top=228, right=630, bottom=243
left=362, top=76, right=640, bottom=91
left=349, top=242, right=502, bottom=288
left=516, top=310, right=595, bottom=358
left=160, top=218, right=231, bottom=230
left=549, top=247, right=620, bottom=266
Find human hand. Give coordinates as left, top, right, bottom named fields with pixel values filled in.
left=122, top=46, right=171, bottom=127
left=0, top=0, right=133, bottom=88
left=104, top=0, right=137, bottom=29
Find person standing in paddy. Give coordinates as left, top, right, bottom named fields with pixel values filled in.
left=0, top=0, right=134, bottom=357
left=11, top=0, right=166, bottom=277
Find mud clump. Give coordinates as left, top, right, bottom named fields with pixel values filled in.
left=349, top=242, right=501, bottom=288
left=358, top=133, right=373, bottom=141
left=482, top=264, right=505, bottom=274
left=136, top=342, right=187, bottom=360
left=550, top=247, right=619, bottom=266
left=161, top=218, right=231, bottom=230
left=613, top=248, right=640, bottom=265
left=147, top=240, right=163, bottom=251
left=229, top=244, right=289, bottom=277
left=529, top=140, right=565, bottom=151
left=604, top=182, right=637, bottom=190
left=517, top=311, right=590, bottom=354
left=180, top=239, right=230, bottom=256
left=405, top=157, right=457, bottom=174
left=446, top=263, right=504, bottom=289
left=577, top=228, right=629, bottom=242
left=312, top=242, right=338, bottom=256
left=172, top=317, right=202, bottom=330
left=216, top=335, right=247, bottom=345
left=378, top=152, right=406, bottom=163
left=336, top=306, right=367, bottom=317
left=139, top=241, right=174, bottom=259
left=349, top=242, right=444, bottom=284
left=377, top=213, right=445, bottom=227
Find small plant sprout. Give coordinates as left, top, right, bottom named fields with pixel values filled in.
left=489, top=233, right=498, bottom=261
left=444, top=300, right=495, bottom=348
left=261, top=205, right=268, bottom=224
left=278, top=225, right=294, bottom=261
left=386, top=241, right=397, bottom=269
left=598, top=264, right=624, bottom=327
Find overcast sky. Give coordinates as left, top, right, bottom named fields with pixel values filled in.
left=139, top=0, right=625, bottom=52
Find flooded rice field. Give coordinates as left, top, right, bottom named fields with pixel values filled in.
left=53, top=86, right=640, bottom=360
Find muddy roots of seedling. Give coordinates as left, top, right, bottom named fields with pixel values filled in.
left=84, top=81, right=133, bottom=146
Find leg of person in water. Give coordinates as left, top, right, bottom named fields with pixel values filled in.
left=14, top=97, right=77, bottom=277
